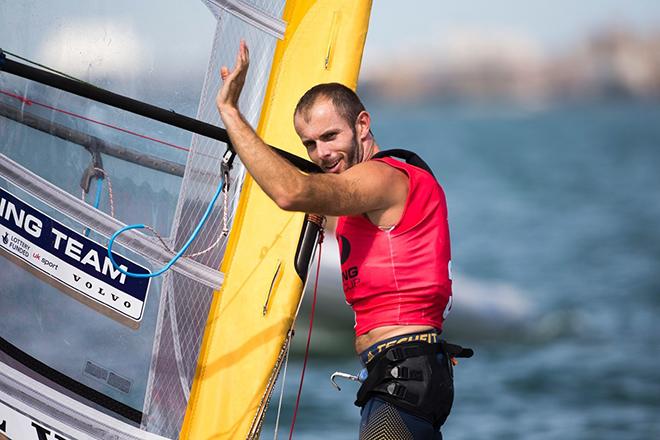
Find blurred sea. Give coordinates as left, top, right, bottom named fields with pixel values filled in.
left=261, top=100, right=660, bottom=440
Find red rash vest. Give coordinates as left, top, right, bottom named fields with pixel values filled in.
left=335, top=157, right=453, bottom=336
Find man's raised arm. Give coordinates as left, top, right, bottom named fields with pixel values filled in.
left=215, top=41, right=406, bottom=217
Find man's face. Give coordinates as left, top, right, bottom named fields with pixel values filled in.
left=294, top=98, right=359, bottom=174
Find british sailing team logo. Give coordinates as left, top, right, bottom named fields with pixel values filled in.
left=338, top=234, right=360, bottom=291
left=0, top=187, right=150, bottom=327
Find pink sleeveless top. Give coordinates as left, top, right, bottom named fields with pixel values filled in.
left=335, top=157, right=453, bottom=336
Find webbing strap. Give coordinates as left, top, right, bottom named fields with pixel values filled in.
left=444, top=342, right=474, bottom=359
left=389, top=366, right=423, bottom=381
left=382, top=381, right=419, bottom=405
left=384, top=341, right=474, bottom=362
left=372, top=148, right=436, bottom=178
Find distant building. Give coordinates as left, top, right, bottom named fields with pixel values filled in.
left=360, top=25, right=660, bottom=104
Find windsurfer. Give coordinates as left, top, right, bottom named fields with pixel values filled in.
left=216, top=41, right=460, bottom=440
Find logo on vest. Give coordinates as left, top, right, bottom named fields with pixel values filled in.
left=338, top=234, right=351, bottom=264
left=342, top=265, right=360, bottom=291
left=338, top=235, right=360, bottom=290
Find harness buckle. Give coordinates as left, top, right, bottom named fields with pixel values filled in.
left=390, top=366, right=423, bottom=380
left=386, top=382, right=407, bottom=399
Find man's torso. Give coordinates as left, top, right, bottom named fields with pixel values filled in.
left=335, top=156, right=453, bottom=352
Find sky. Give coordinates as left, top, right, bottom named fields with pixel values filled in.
left=3, top=0, right=659, bottom=77
left=363, top=0, right=660, bottom=70
left=362, top=0, right=660, bottom=71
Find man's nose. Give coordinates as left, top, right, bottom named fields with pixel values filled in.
left=316, top=141, right=332, bottom=159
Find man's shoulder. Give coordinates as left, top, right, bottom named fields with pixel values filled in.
left=345, top=158, right=409, bottom=181
left=371, top=149, right=436, bottom=178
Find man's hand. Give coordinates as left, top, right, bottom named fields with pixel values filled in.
left=216, top=40, right=250, bottom=116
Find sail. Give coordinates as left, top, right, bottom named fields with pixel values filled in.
left=0, top=1, right=372, bottom=439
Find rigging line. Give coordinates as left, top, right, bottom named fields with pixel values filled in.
left=136, top=164, right=231, bottom=259
left=80, top=168, right=115, bottom=217
left=107, top=175, right=225, bottom=278
left=141, top=178, right=229, bottom=259
left=1, top=90, right=226, bottom=170
left=289, top=230, right=324, bottom=440
left=0, top=49, right=323, bottom=174
left=94, top=167, right=115, bottom=218
left=183, top=180, right=230, bottom=258
left=83, top=177, right=104, bottom=237
left=0, top=100, right=185, bottom=177
left=273, top=332, right=292, bottom=440
left=93, top=177, right=104, bottom=210
left=106, top=150, right=234, bottom=278
left=0, top=89, right=190, bottom=153
left=0, top=49, right=231, bottom=144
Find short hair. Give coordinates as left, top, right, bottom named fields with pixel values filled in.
left=294, top=83, right=366, bottom=127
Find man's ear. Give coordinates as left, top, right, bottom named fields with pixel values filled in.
left=355, top=110, right=371, bottom=141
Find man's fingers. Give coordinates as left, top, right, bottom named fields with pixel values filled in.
left=239, top=39, right=250, bottom=67
left=234, top=45, right=243, bottom=71
left=216, top=41, right=250, bottom=111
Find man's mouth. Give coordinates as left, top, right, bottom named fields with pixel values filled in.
left=323, top=158, right=342, bottom=173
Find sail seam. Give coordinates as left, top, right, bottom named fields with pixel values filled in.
left=204, top=0, right=286, bottom=39
left=167, top=288, right=192, bottom=401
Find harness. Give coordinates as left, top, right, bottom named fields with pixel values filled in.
left=355, top=339, right=473, bottom=426
left=372, top=148, right=436, bottom=178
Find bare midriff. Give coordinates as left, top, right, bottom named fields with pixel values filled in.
left=355, top=324, right=436, bottom=354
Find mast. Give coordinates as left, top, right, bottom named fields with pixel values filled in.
left=180, top=1, right=372, bottom=438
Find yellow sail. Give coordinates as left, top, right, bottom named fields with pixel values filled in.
left=181, top=1, right=372, bottom=438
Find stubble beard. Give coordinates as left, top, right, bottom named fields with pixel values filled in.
left=347, top=129, right=361, bottom=170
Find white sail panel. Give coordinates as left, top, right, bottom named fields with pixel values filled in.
left=0, top=0, right=286, bottom=438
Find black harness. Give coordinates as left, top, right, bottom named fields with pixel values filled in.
left=356, top=339, right=473, bottom=427
left=372, top=148, right=436, bottom=178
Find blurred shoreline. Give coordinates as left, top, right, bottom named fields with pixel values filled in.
left=360, top=24, right=660, bottom=105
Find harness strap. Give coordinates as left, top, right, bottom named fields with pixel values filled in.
left=444, top=341, right=474, bottom=359
left=382, top=381, right=419, bottom=405
left=383, top=341, right=473, bottom=363
left=390, top=366, right=423, bottom=380
left=372, top=148, right=436, bottom=178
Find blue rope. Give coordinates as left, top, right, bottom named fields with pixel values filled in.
left=84, top=177, right=104, bottom=237
left=107, top=177, right=225, bottom=278
left=93, top=177, right=103, bottom=208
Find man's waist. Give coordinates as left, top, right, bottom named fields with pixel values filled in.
left=358, top=327, right=440, bottom=365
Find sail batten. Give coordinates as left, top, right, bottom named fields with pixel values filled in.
left=204, top=0, right=287, bottom=39
left=0, top=102, right=186, bottom=177
left=0, top=154, right=225, bottom=289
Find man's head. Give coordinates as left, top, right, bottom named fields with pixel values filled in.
left=294, top=83, right=374, bottom=173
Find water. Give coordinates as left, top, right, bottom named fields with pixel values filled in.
left=262, top=101, right=660, bottom=439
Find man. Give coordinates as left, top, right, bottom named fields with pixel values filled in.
left=217, top=41, right=456, bottom=439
